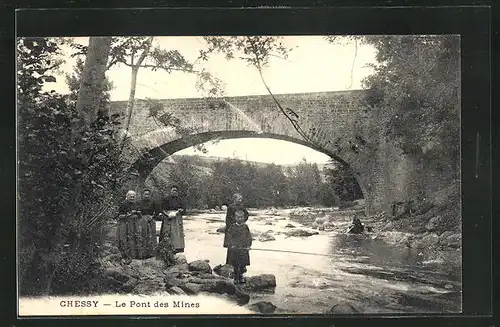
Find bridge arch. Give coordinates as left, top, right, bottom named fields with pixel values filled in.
left=129, top=130, right=370, bottom=213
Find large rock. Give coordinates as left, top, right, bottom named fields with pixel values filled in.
left=413, top=233, right=439, bottom=249
left=213, top=264, right=234, bottom=278
left=425, top=216, right=441, bottom=231
left=188, top=260, right=212, bottom=274
left=243, top=274, right=276, bottom=291
left=165, top=263, right=189, bottom=275
left=200, top=279, right=236, bottom=294
left=258, top=232, right=276, bottom=242
left=285, top=223, right=296, bottom=228
left=214, top=291, right=251, bottom=306
left=216, top=225, right=226, bottom=233
left=383, top=221, right=394, bottom=231
left=132, top=279, right=164, bottom=294
left=315, top=217, right=326, bottom=225
left=174, top=253, right=187, bottom=265
left=285, top=229, right=319, bottom=237
left=103, top=268, right=131, bottom=283
left=169, top=286, right=187, bottom=295
left=444, top=233, right=462, bottom=248
left=325, top=303, right=360, bottom=314
left=163, top=276, right=184, bottom=289
left=248, top=301, right=277, bottom=314
left=180, top=283, right=202, bottom=295
left=121, top=277, right=138, bottom=292
left=265, top=208, right=279, bottom=216
left=439, top=231, right=454, bottom=241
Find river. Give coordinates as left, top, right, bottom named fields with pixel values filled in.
left=161, top=207, right=462, bottom=314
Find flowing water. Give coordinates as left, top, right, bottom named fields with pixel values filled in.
left=163, top=208, right=462, bottom=314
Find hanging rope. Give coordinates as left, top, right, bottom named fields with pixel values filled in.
left=248, top=247, right=333, bottom=257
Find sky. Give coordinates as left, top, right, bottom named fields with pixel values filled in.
left=46, top=36, right=378, bottom=164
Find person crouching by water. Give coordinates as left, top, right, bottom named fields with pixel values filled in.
left=159, top=185, right=186, bottom=254
left=347, top=215, right=365, bottom=234
left=137, top=189, right=158, bottom=259
left=226, top=209, right=252, bottom=284
left=116, top=190, right=141, bottom=264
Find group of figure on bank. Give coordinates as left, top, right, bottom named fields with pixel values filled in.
left=116, top=185, right=185, bottom=264
left=116, top=187, right=252, bottom=284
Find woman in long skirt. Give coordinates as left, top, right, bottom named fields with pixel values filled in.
left=159, top=185, right=186, bottom=253
left=137, top=189, right=158, bottom=259
left=116, top=190, right=141, bottom=263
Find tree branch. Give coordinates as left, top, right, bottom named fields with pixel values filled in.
left=348, top=38, right=358, bottom=89
left=247, top=38, right=314, bottom=144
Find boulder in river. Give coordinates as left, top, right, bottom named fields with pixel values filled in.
left=243, top=274, right=277, bottom=291
left=168, top=286, right=187, bottom=295
left=425, top=216, right=441, bottom=231
left=311, top=222, right=319, bottom=229
left=285, top=229, right=319, bottom=237
left=181, top=283, right=203, bottom=295
left=325, top=302, right=360, bottom=314
left=285, top=223, right=296, bottom=228
left=216, top=225, right=226, bottom=233
left=248, top=301, right=278, bottom=314
left=265, top=208, right=279, bottom=216
left=315, top=217, right=326, bottom=225
left=439, top=231, right=454, bottom=241
left=213, top=264, right=234, bottom=278
left=444, top=233, right=461, bottom=248
left=265, top=221, right=273, bottom=225
left=188, top=260, right=212, bottom=274
left=103, top=268, right=135, bottom=293
left=318, top=225, right=325, bottom=231
left=413, top=233, right=439, bottom=249
left=174, top=253, right=187, bottom=265
left=258, top=232, right=276, bottom=242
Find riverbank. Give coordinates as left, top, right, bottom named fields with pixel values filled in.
left=91, top=198, right=461, bottom=314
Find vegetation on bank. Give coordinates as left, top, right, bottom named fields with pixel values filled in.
left=147, top=155, right=363, bottom=209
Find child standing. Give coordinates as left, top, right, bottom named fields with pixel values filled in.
left=225, top=209, right=252, bottom=284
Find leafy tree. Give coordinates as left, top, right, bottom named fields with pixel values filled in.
left=323, top=162, right=364, bottom=203
left=71, top=37, right=194, bottom=146
left=66, top=57, right=114, bottom=116
left=285, top=159, right=322, bottom=206
left=362, top=35, right=460, bottom=181
left=74, top=37, right=112, bottom=130
left=17, top=37, right=126, bottom=295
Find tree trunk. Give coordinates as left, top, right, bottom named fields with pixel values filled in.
left=75, top=37, right=112, bottom=130
left=122, top=66, right=139, bottom=144
left=119, top=39, right=153, bottom=148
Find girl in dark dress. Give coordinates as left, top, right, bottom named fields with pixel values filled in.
left=223, top=193, right=249, bottom=248
left=137, top=189, right=158, bottom=259
left=225, top=209, right=252, bottom=284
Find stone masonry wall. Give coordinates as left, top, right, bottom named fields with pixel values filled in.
left=110, top=90, right=429, bottom=215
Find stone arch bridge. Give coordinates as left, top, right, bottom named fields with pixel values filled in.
left=110, top=90, right=418, bottom=215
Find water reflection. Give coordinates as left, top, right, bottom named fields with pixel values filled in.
left=330, top=233, right=421, bottom=268
left=179, top=209, right=461, bottom=314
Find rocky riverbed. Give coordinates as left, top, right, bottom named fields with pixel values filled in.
left=98, top=206, right=462, bottom=314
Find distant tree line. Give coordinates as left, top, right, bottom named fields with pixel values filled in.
left=147, top=156, right=364, bottom=209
